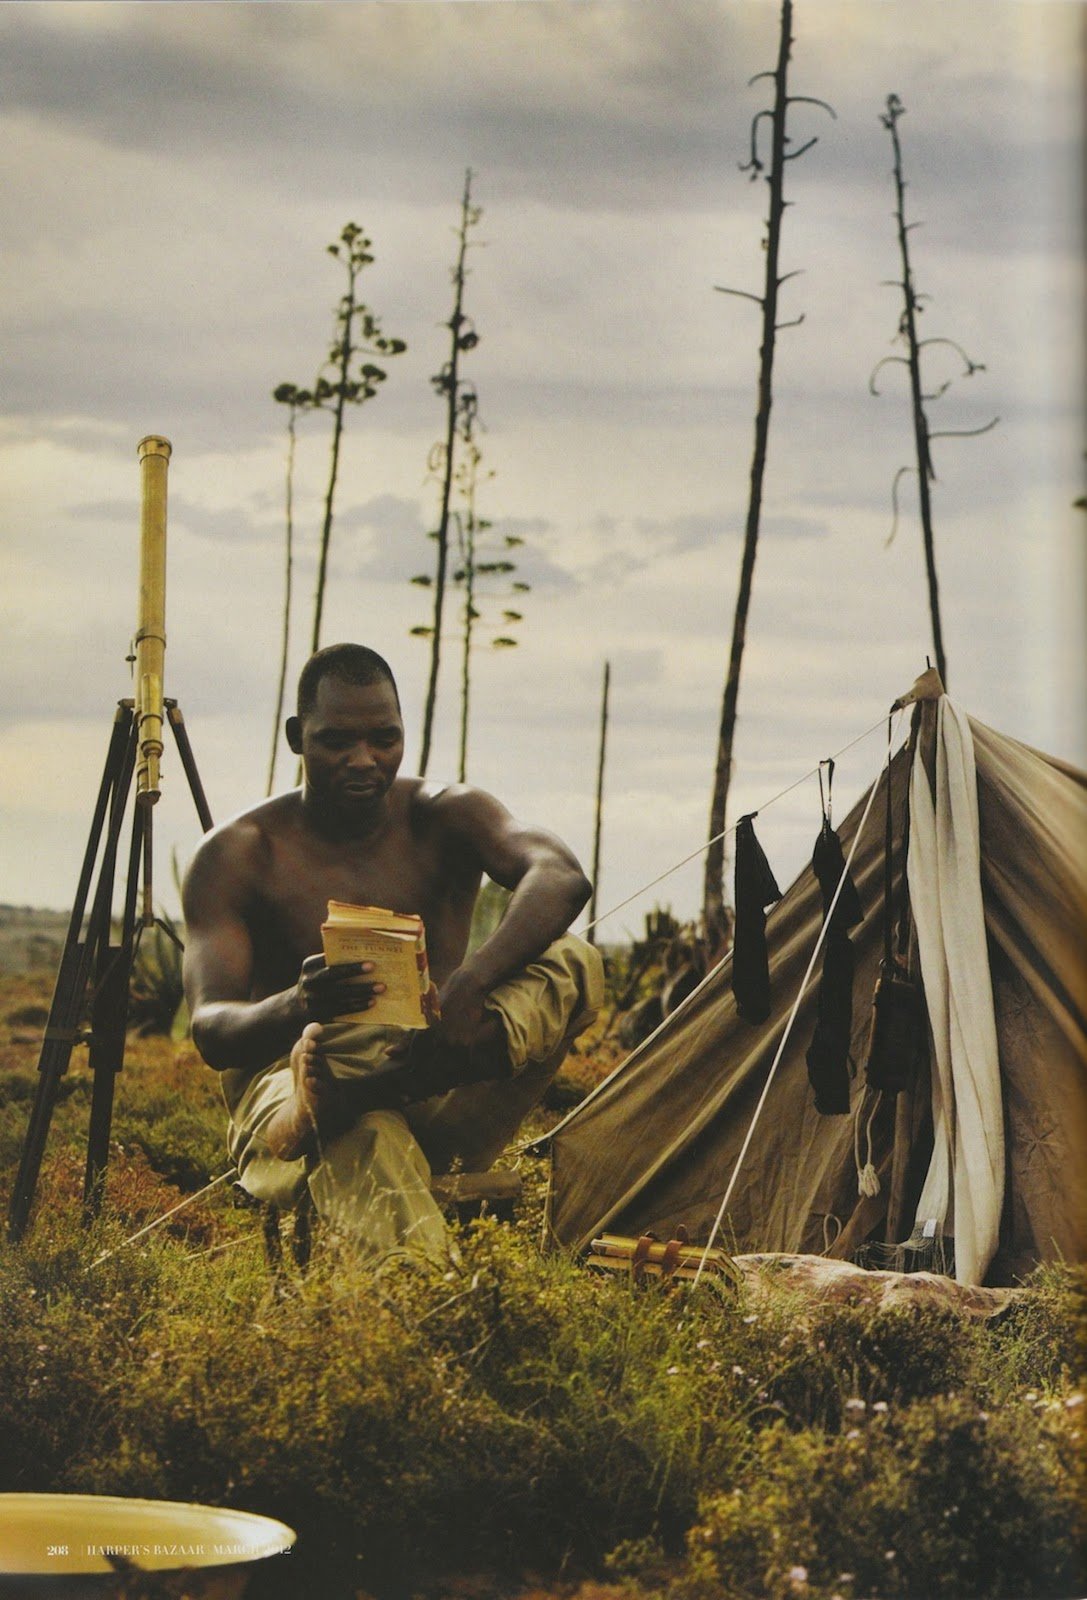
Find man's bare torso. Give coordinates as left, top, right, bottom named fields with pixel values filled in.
left=227, top=777, right=483, bottom=999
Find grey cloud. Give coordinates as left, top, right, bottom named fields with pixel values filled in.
left=577, top=506, right=829, bottom=586
left=603, top=648, right=664, bottom=690
left=338, top=494, right=577, bottom=591
left=337, top=493, right=429, bottom=543
left=633, top=511, right=722, bottom=553
left=1, top=0, right=1073, bottom=235
left=0, top=4, right=745, bottom=209
left=495, top=532, right=579, bottom=594
left=67, top=498, right=130, bottom=527
left=66, top=493, right=271, bottom=546
left=169, top=496, right=272, bottom=545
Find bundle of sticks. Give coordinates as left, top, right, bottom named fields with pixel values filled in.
left=587, top=1227, right=741, bottom=1289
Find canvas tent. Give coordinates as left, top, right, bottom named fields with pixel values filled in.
left=546, top=687, right=1087, bottom=1288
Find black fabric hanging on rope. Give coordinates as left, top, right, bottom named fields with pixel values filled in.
left=864, top=719, right=927, bottom=1094
left=731, top=814, right=781, bottom=1023
left=805, top=819, right=864, bottom=1113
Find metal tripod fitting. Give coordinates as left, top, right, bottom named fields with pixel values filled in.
left=134, top=435, right=171, bottom=807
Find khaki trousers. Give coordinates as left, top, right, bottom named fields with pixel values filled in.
left=222, top=934, right=603, bottom=1261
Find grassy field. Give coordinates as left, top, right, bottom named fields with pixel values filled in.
left=0, top=962, right=1083, bottom=1600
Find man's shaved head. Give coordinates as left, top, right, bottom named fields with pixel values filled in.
left=296, top=644, right=400, bottom=719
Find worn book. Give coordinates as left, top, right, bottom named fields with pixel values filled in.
left=320, top=900, right=434, bottom=1029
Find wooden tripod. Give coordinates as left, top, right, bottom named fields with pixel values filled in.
left=7, top=698, right=212, bottom=1242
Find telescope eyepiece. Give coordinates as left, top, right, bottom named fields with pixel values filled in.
left=137, top=435, right=172, bottom=462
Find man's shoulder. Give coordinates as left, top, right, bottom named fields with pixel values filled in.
left=404, top=776, right=508, bottom=830
left=188, top=792, right=302, bottom=874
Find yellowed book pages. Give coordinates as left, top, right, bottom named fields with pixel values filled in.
left=320, top=903, right=431, bottom=1029
left=325, top=900, right=422, bottom=936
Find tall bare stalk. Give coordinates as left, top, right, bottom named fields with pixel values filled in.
left=307, top=223, right=406, bottom=655
left=266, top=391, right=301, bottom=795
left=872, top=95, right=999, bottom=691
left=418, top=171, right=482, bottom=775
left=587, top=660, right=611, bottom=946
left=455, top=397, right=482, bottom=783
left=412, top=383, right=527, bottom=781
left=702, top=0, right=833, bottom=949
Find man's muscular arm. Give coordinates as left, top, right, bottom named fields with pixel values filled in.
left=429, top=788, right=591, bottom=1049
left=182, top=822, right=383, bottom=1076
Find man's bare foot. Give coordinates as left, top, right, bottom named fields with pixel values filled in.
left=264, top=1022, right=330, bottom=1160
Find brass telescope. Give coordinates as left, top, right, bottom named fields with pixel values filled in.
left=134, top=434, right=171, bottom=806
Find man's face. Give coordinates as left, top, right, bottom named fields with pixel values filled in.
left=289, top=676, right=405, bottom=816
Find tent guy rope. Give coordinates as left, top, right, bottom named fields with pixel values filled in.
left=87, top=1167, right=238, bottom=1268
left=579, top=709, right=901, bottom=938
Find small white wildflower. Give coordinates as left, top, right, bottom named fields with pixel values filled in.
left=732, top=1364, right=745, bottom=1376
left=1024, top=1389, right=1039, bottom=1402
left=837, top=1575, right=855, bottom=1585
left=844, top=1397, right=866, bottom=1414
left=885, top=1550, right=897, bottom=1562
left=667, top=1365, right=680, bottom=1376
left=978, top=1411, right=990, bottom=1422
left=846, top=1428, right=861, bottom=1441
left=787, top=1565, right=809, bottom=1587
left=742, top=1313, right=759, bottom=1324
left=1064, top=1393, right=1084, bottom=1411
left=872, top=1400, right=889, bottom=1413
left=36, top=1344, right=47, bottom=1353
left=696, top=1338, right=711, bottom=1350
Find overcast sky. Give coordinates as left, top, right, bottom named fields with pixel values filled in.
left=0, top=0, right=1083, bottom=938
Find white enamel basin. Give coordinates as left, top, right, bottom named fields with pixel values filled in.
left=0, top=1494, right=295, bottom=1598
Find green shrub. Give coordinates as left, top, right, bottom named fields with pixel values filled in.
left=681, top=1392, right=1086, bottom=1600
left=987, top=1262, right=1087, bottom=1397
left=111, top=1099, right=224, bottom=1191
left=0, top=1211, right=1083, bottom=1600
left=128, top=916, right=187, bottom=1037
left=1, top=996, right=1084, bottom=1600
left=756, top=1300, right=985, bottom=1429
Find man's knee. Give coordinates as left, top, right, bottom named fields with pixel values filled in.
left=485, top=933, right=604, bottom=1071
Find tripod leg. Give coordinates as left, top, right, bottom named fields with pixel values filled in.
left=166, top=702, right=213, bottom=832
left=83, top=799, right=146, bottom=1219
left=7, top=708, right=138, bottom=1242
left=83, top=705, right=213, bottom=1221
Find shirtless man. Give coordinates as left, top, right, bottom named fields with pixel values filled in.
left=182, top=643, right=602, bottom=1256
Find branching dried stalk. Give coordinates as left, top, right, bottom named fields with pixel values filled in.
left=702, top=0, right=833, bottom=950
left=872, top=94, right=998, bottom=688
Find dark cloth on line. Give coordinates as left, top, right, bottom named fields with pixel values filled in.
left=806, top=820, right=863, bottom=1113
left=732, top=814, right=782, bottom=1024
